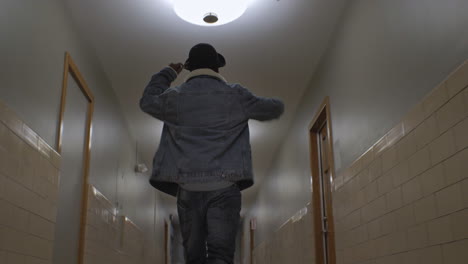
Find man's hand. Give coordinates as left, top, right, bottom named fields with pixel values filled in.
left=169, top=63, right=184, bottom=74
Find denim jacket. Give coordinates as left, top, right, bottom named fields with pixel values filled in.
left=140, top=67, right=284, bottom=196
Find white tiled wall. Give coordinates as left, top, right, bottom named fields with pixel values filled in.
left=0, top=101, right=61, bottom=264
left=333, top=60, right=468, bottom=264
left=253, top=204, right=315, bottom=264
left=0, top=101, right=160, bottom=264
left=84, top=185, right=158, bottom=264
left=252, top=60, right=468, bottom=264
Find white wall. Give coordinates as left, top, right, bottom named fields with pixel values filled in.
left=249, top=0, right=468, bottom=245
left=0, top=0, right=165, bottom=261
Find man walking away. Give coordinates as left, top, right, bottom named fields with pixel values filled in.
left=140, top=43, right=284, bottom=264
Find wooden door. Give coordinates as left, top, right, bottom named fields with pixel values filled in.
left=54, top=52, right=94, bottom=264
left=309, top=97, right=336, bottom=264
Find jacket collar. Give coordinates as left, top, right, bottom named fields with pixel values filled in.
left=185, top=69, right=227, bottom=83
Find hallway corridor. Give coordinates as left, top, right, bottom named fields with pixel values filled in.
left=1, top=0, right=468, bottom=263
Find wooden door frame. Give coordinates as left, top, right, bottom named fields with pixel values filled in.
left=308, top=96, right=336, bottom=264
left=250, top=219, right=255, bottom=264
left=164, top=218, right=170, bottom=264
left=56, top=52, right=95, bottom=264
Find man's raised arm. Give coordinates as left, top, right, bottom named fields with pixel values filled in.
left=139, top=64, right=182, bottom=120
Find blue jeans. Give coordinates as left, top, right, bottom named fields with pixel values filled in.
left=177, top=184, right=241, bottom=264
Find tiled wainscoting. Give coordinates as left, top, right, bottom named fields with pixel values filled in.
left=252, top=60, right=468, bottom=264
left=0, top=102, right=159, bottom=264
left=333, top=61, right=468, bottom=264
left=0, top=102, right=61, bottom=264
left=84, top=184, right=157, bottom=264
left=253, top=204, right=315, bottom=264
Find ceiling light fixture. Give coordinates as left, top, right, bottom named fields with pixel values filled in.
left=173, top=0, right=249, bottom=27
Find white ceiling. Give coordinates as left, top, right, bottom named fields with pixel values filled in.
left=64, top=0, right=347, bottom=213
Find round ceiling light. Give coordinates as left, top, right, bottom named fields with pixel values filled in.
left=173, top=0, right=249, bottom=27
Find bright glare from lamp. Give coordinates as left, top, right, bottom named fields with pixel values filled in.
left=173, top=0, right=249, bottom=27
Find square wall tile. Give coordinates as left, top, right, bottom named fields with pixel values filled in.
left=0, top=126, right=23, bottom=157
left=453, top=117, right=468, bottom=151
left=414, top=195, right=437, bottom=224
left=368, top=218, right=381, bottom=240
left=443, top=148, right=468, bottom=185
left=350, top=225, right=369, bottom=246
left=450, top=208, right=468, bottom=240
left=417, top=245, right=443, bottom=264
left=0, top=173, right=5, bottom=200
left=341, top=167, right=353, bottom=184
left=408, top=147, right=431, bottom=178
left=427, top=215, right=453, bottom=245
left=369, top=157, right=383, bottom=181
left=406, top=223, right=428, bottom=250
left=343, top=209, right=361, bottom=231
left=5, top=203, right=29, bottom=233
left=348, top=159, right=364, bottom=180
left=377, top=171, right=393, bottom=196
left=442, top=239, right=468, bottom=264
left=357, top=169, right=371, bottom=190
left=29, top=214, right=55, bottom=241
left=399, top=251, right=420, bottom=264
left=6, top=252, right=26, bottom=264
left=462, top=179, right=468, bottom=208
left=382, top=146, right=398, bottom=173
left=414, top=115, right=439, bottom=150
left=419, top=164, right=446, bottom=196
left=0, top=146, right=21, bottom=180
left=396, top=131, right=418, bottom=163
left=446, top=60, right=468, bottom=98
left=388, top=231, right=408, bottom=255
left=18, top=147, right=36, bottom=190
left=334, top=175, right=344, bottom=191
left=348, top=176, right=360, bottom=194
left=403, top=104, right=425, bottom=134
left=386, top=187, right=403, bottom=212
left=24, top=235, right=54, bottom=260
left=402, top=177, right=422, bottom=205
left=0, top=108, right=23, bottom=140
left=422, top=83, right=449, bottom=118
left=435, top=92, right=466, bottom=133
left=428, top=129, right=456, bottom=165
left=0, top=119, right=6, bottom=134
left=395, top=204, right=415, bottom=231
left=364, top=180, right=379, bottom=203
left=380, top=212, right=397, bottom=236
left=362, top=196, right=387, bottom=223
left=0, top=200, right=9, bottom=226
left=374, top=235, right=391, bottom=257
left=4, top=176, right=31, bottom=209
left=49, top=150, right=61, bottom=169
left=360, top=148, right=375, bottom=169
left=0, top=227, right=5, bottom=250
left=1, top=226, right=27, bottom=253
left=355, top=242, right=375, bottom=264
left=435, top=183, right=463, bottom=217
left=465, top=86, right=468, bottom=114
left=391, top=160, right=410, bottom=187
